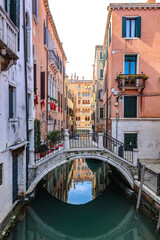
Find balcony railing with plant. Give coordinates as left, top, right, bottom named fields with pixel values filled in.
left=116, top=74, right=148, bottom=90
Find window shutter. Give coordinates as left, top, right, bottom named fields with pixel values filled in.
left=5, top=0, right=9, bottom=13
left=33, top=0, right=36, bottom=14
left=10, top=0, right=20, bottom=29
left=41, top=72, right=45, bottom=99
left=34, top=64, right=37, bottom=91
left=44, top=21, right=46, bottom=44
left=9, top=87, right=13, bottom=118
left=36, top=0, right=38, bottom=21
left=98, top=90, right=100, bottom=99
left=122, top=17, right=126, bottom=38
left=136, top=17, right=141, bottom=38
left=124, top=96, right=137, bottom=118
left=45, top=27, right=48, bottom=45
left=109, top=25, right=111, bottom=46
left=105, top=41, right=108, bottom=60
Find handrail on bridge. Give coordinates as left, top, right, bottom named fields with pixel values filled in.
left=33, top=129, right=138, bottom=167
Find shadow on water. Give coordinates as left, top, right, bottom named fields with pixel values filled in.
left=7, top=181, right=160, bottom=240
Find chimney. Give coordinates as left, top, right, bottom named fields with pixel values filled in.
left=74, top=73, right=76, bottom=80
left=71, top=74, right=73, bottom=80
left=147, top=0, right=155, bottom=3
left=82, top=76, right=84, bottom=81
left=77, top=76, right=79, bottom=81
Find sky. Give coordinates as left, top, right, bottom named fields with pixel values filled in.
left=48, top=0, right=154, bottom=80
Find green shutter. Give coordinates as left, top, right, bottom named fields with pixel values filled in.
left=36, top=0, right=38, bottom=21
left=10, top=0, right=20, bottom=29
left=124, top=133, right=137, bottom=150
left=109, top=24, right=111, bottom=46
left=9, top=87, right=13, bottom=118
left=5, top=0, right=9, bottom=13
left=105, top=41, right=108, bottom=60
left=122, top=17, right=126, bottom=38
left=103, top=53, right=105, bottom=69
left=136, top=17, right=141, bottom=38
left=41, top=72, right=45, bottom=99
left=124, top=96, right=137, bottom=118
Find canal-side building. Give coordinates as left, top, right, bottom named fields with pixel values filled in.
left=93, top=45, right=104, bottom=132
left=33, top=0, right=67, bottom=140
left=68, top=75, right=93, bottom=130
left=102, top=0, right=160, bottom=160
left=0, top=0, right=34, bottom=226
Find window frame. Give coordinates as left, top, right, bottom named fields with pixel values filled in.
left=123, top=53, right=139, bottom=75
left=100, top=69, right=103, bottom=79
left=0, top=163, right=3, bottom=185
left=9, top=85, right=16, bottom=119
left=124, top=133, right=138, bottom=151
left=123, top=96, right=138, bottom=118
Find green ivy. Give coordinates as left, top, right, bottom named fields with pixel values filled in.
left=34, top=119, right=41, bottom=152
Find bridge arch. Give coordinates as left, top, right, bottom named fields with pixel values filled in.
left=27, top=151, right=134, bottom=195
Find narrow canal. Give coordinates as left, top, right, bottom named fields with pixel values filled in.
left=7, top=159, right=160, bottom=240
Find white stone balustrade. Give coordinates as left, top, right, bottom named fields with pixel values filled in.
left=98, top=133, right=104, bottom=149
left=0, top=6, right=18, bottom=54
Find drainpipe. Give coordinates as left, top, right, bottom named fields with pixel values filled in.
left=46, top=12, right=49, bottom=132
left=23, top=0, right=29, bottom=190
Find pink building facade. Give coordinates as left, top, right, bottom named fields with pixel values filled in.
left=103, top=2, right=160, bottom=160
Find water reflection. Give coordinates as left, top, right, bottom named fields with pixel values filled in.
left=7, top=159, right=160, bottom=240
left=44, top=159, right=109, bottom=204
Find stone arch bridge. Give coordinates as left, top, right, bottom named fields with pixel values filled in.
left=27, top=130, right=138, bottom=195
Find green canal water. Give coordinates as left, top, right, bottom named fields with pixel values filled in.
left=7, top=159, right=160, bottom=240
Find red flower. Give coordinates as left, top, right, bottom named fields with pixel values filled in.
left=43, top=100, right=45, bottom=107
left=58, top=107, right=60, bottom=112
left=61, top=108, right=63, bottom=113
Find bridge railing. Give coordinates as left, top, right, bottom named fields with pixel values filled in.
left=69, top=129, right=98, bottom=148
left=34, top=134, right=64, bottom=162
left=103, top=134, right=133, bottom=163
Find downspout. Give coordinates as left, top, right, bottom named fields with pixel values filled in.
left=23, top=0, right=29, bottom=190
left=46, top=12, right=49, bottom=131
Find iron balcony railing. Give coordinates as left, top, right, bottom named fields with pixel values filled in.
left=116, top=74, right=148, bottom=90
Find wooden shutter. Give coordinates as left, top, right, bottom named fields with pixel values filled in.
left=136, top=17, right=141, bottom=38
left=34, top=64, right=37, bottom=91
left=122, top=17, right=126, bottom=37
left=105, top=41, right=108, bottom=60
left=5, top=0, right=9, bottom=13
left=44, top=21, right=46, bottom=44
left=45, top=27, right=48, bottom=45
left=124, top=96, right=137, bottom=118
left=109, top=24, right=111, bottom=46
left=10, top=0, right=20, bottom=29
left=9, top=87, right=13, bottom=118
left=41, top=72, right=45, bottom=99
left=36, top=0, right=38, bottom=21
left=33, top=0, right=36, bottom=14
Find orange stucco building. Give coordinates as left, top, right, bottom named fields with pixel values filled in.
left=32, top=0, right=67, bottom=140
left=103, top=1, right=160, bottom=160
left=68, top=75, right=93, bottom=130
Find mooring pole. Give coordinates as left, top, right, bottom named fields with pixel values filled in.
left=136, top=165, right=145, bottom=211
left=157, top=211, right=160, bottom=231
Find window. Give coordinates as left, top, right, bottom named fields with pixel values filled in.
left=9, top=86, right=16, bottom=118
left=100, top=108, right=103, bottom=119
left=124, top=133, right=137, bottom=150
left=99, top=90, right=103, bottom=100
left=78, top=100, right=81, bottom=104
left=125, top=55, right=137, bottom=74
left=100, top=69, right=103, bottom=79
left=26, top=13, right=31, bottom=62
left=44, top=20, right=48, bottom=45
left=78, top=92, right=81, bottom=97
left=33, top=0, right=38, bottom=21
left=100, top=52, right=103, bottom=60
left=124, top=96, right=137, bottom=118
left=41, top=72, right=45, bottom=99
left=122, top=17, right=141, bottom=38
left=78, top=85, right=81, bottom=89
left=0, top=164, right=2, bottom=185
left=28, top=93, right=32, bottom=117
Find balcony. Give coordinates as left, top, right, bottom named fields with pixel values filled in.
left=0, top=6, right=18, bottom=71
left=116, top=74, right=148, bottom=91
left=49, top=49, right=58, bottom=73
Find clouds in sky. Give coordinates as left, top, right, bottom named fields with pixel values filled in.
left=48, top=0, right=156, bottom=79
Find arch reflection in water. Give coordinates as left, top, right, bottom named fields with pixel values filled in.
left=7, top=182, right=160, bottom=240
left=44, top=158, right=110, bottom=204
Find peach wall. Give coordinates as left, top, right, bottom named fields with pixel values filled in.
left=104, top=8, right=160, bottom=120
